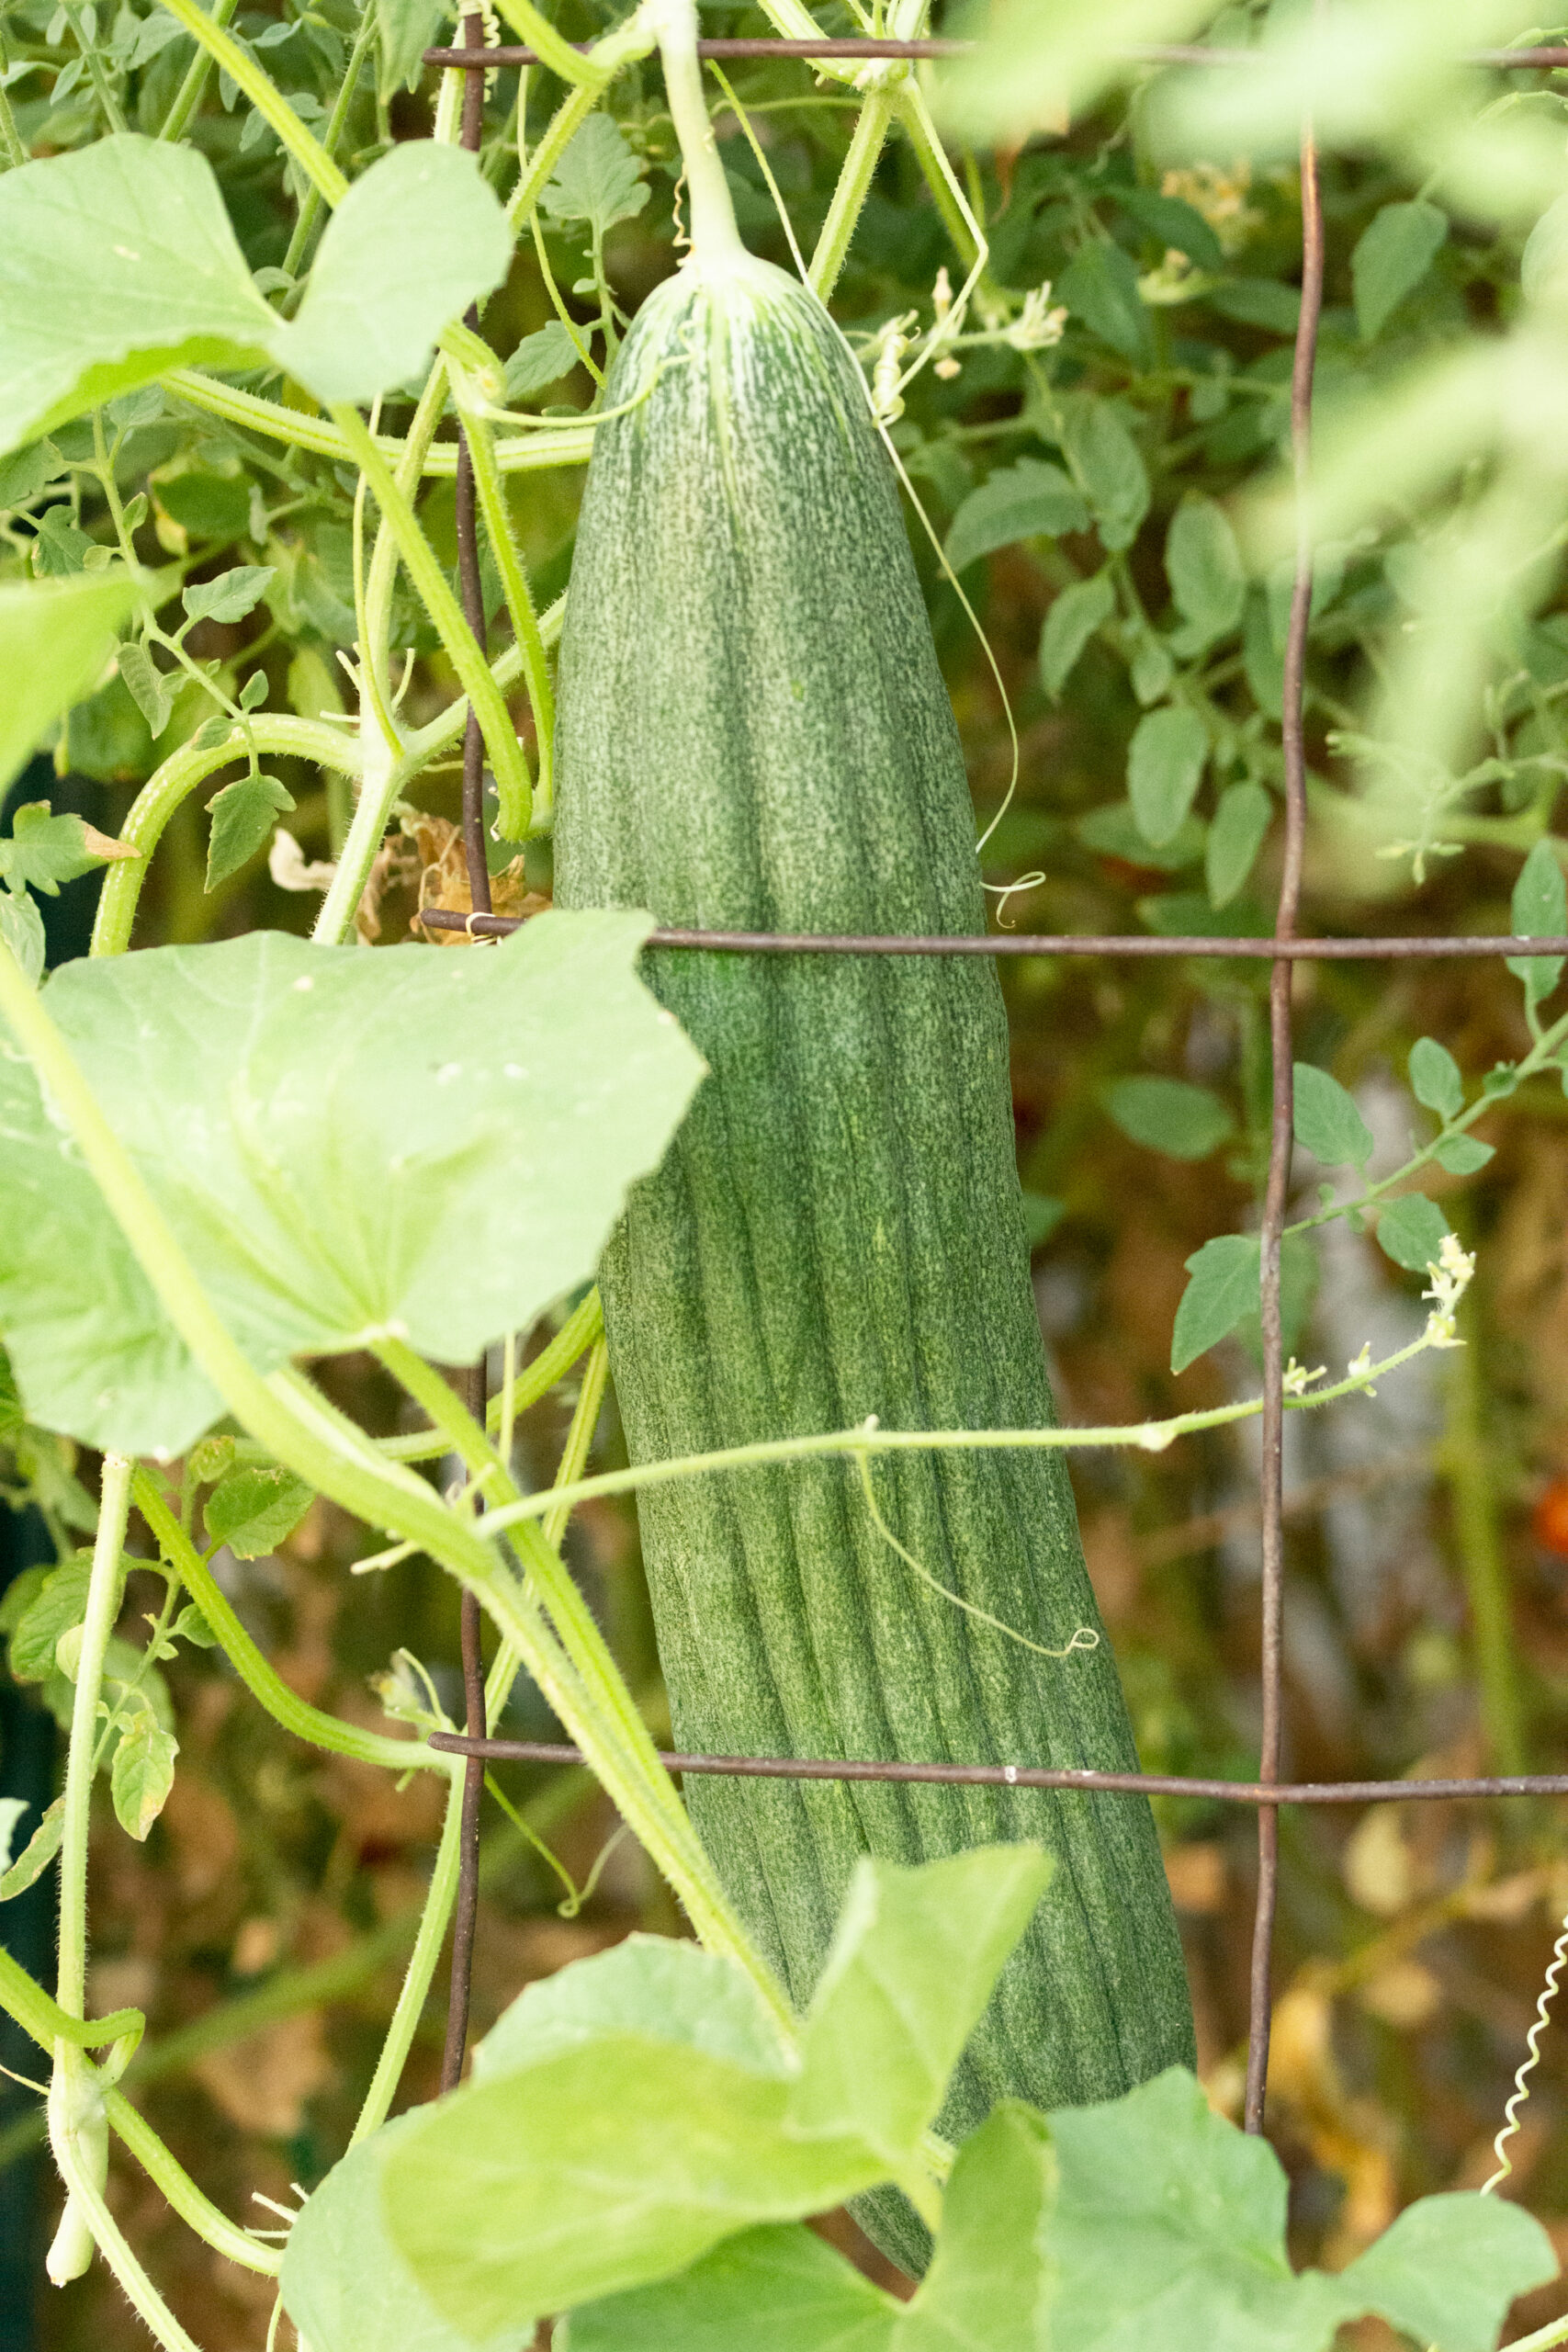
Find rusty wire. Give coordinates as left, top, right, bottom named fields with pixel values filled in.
left=425, top=24, right=1567, bottom=2150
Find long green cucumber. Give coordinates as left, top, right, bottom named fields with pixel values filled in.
left=553, top=79, right=1193, bottom=2268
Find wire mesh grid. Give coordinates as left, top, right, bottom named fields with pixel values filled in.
left=423, top=28, right=1568, bottom=2146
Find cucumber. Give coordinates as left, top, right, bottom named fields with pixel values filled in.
left=554, top=27, right=1193, bottom=2269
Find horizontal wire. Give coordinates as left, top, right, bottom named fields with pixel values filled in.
left=423, top=40, right=1568, bottom=68
left=425, top=1733, right=1568, bottom=1804
left=414, top=910, right=1568, bottom=959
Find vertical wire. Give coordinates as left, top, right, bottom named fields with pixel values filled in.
left=1243, top=74, right=1324, bottom=2139
left=440, top=23, right=493, bottom=2096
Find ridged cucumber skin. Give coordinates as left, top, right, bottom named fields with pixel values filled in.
left=554, top=255, right=1194, bottom=2261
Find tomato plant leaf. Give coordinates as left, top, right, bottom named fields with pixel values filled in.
left=0, top=912, right=705, bottom=1454
left=1205, top=781, right=1272, bottom=908
left=943, top=459, right=1088, bottom=575
left=502, top=320, right=582, bottom=401
left=538, top=116, right=650, bottom=242
left=1101, top=1076, right=1233, bottom=1160
left=109, top=1707, right=177, bottom=1841
left=204, top=772, right=296, bottom=891
left=1057, top=237, right=1153, bottom=365
left=378, top=0, right=445, bottom=96
left=0, top=802, right=134, bottom=898
left=1374, top=1193, right=1450, bottom=1273
left=183, top=565, right=275, bottom=627
left=1292, top=1063, right=1374, bottom=1171
left=0, top=573, right=141, bottom=790
left=1352, top=199, right=1448, bottom=340
left=0, top=1794, right=64, bottom=1902
left=1506, top=838, right=1566, bottom=1005
left=1408, top=1035, right=1464, bottom=1120
left=1128, top=706, right=1208, bottom=847
left=1060, top=397, right=1149, bottom=551
left=1040, top=571, right=1115, bottom=697
left=6, top=1555, right=96, bottom=1682
left=0, top=888, right=45, bottom=989
left=789, top=1848, right=1054, bottom=2162
left=1171, top=1233, right=1258, bottom=1374
left=203, top=1464, right=314, bottom=1558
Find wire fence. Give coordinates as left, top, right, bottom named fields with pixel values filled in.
left=423, top=27, right=1568, bottom=2154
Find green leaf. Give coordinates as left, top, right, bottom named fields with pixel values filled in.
left=1292, top=1063, right=1374, bottom=1171
left=1334, top=2191, right=1558, bottom=2352
left=0, top=135, right=513, bottom=452
left=28, top=505, right=94, bottom=575
left=1077, top=800, right=1205, bottom=873
left=281, top=2110, right=535, bottom=2352
left=170, top=1601, right=218, bottom=1648
left=1432, top=1134, right=1494, bottom=1174
left=944, top=459, right=1088, bottom=574
left=1375, top=1193, right=1450, bottom=1274
left=1057, top=238, right=1153, bottom=365
left=1102, top=1076, right=1233, bottom=1160
left=1166, top=497, right=1246, bottom=648
left=382, top=2037, right=884, bottom=2337
left=539, top=115, right=651, bottom=241
left=110, top=1708, right=177, bottom=1840
left=896, top=2103, right=1055, bottom=2352
left=0, top=888, right=46, bottom=989
left=1043, top=2067, right=1556, bottom=2352
left=1507, top=838, right=1567, bottom=1005
left=502, top=320, right=581, bottom=401
left=1111, top=185, right=1224, bottom=269
left=1128, top=706, right=1208, bottom=848
left=0, top=1794, right=63, bottom=1902
left=1205, top=277, right=1301, bottom=334
left=0, top=803, right=127, bottom=898
left=1171, top=1234, right=1258, bottom=1374
left=0, top=1564, right=47, bottom=1639
left=204, top=772, right=296, bottom=891
left=1205, top=781, right=1271, bottom=908
left=0, top=135, right=275, bottom=452
left=7, top=1556, right=96, bottom=1681
left=563, top=2222, right=897, bottom=2352
left=183, top=565, right=275, bottom=627
left=1523, top=189, right=1568, bottom=309
left=474, top=1936, right=788, bottom=2086
left=0, top=438, right=67, bottom=510
left=0, top=1798, right=26, bottom=1876
left=0, top=573, right=141, bottom=790
left=1060, top=398, right=1149, bottom=552
left=117, top=640, right=175, bottom=736
left=203, top=1464, right=314, bottom=1558
left=276, top=141, right=513, bottom=405
left=378, top=0, right=444, bottom=96
left=158, top=469, right=252, bottom=544
left=0, top=913, right=704, bottom=1454
left=1408, top=1035, right=1464, bottom=1121
left=789, top=1849, right=1053, bottom=2163
left=1040, top=571, right=1115, bottom=696
left=1352, top=198, right=1448, bottom=339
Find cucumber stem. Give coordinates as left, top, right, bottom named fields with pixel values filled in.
left=648, top=0, right=744, bottom=268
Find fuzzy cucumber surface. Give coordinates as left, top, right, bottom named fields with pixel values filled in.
left=554, top=252, right=1195, bottom=2272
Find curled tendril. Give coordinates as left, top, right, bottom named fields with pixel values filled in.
left=1483, top=1904, right=1568, bottom=2196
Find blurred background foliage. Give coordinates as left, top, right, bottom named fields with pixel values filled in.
left=11, top=0, right=1568, bottom=2342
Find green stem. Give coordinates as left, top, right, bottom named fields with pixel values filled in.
left=329, top=401, right=533, bottom=835
left=351, top=1781, right=464, bottom=2143
left=489, top=0, right=601, bottom=86
left=134, top=1474, right=447, bottom=1775
left=809, top=88, right=894, bottom=299
left=649, top=0, right=743, bottom=266
left=104, top=2091, right=278, bottom=2274
left=280, top=0, right=378, bottom=276
left=62, top=0, right=128, bottom=133
left=57, top=1456, right=132, bottom=2019
left=49, top=1453, right=131, bottom=2288
left=1444, top=1288, right=1528, bottom=1775
left=157, top=0, right=236, bottom=143
left=378, top=1287, right=604, bottom=1463
left=449, top=395, right=556, bottom=831
left=503, top=12, right=660, bottom=229
left=150, top=0, right=346, bottom=203
left=896, top=82, right=981, bottom=270
left=0, top=934, right=781, bottom=2019
left=162, top=368, right=594, bottom=476
left=0, top=46, right=27, bottom=167
left=90, top=717, right=363, bottom=956
left=486, top=1332, right=608, bottom=1728
left=48, top=2054, right=203, bottom=2352
left=479, top=1324, right=1456, bottom=1540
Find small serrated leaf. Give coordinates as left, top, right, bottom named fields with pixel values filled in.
left=205, top=771, right=295, bottom=891
left=117, top=639, right=175, bottom=734
left=110, top=1708, right=178, bottom=1840
left=539, top=116, right=650, bottom=241
left=1292, top=1063, right=1374, bottom=1171
left=1375, top=1193, right=1450, bottom=1272
left=204, top=1464, right=314, bottom=1557
left=0, top=1794, right=63, bottom=1901
left=183, top=564, right=276, bottom=627
left=1408, top=1035, right=1464, bottom=1121
left=1171, top=1233, right=1259, bottom=1374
